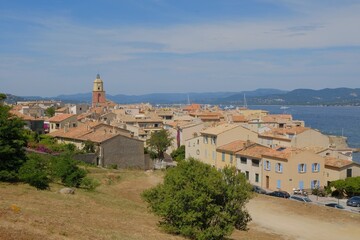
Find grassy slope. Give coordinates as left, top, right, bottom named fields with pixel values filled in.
left=0, top=168, right=281, bottom=240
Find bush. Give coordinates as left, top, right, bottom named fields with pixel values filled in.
left=51, top=154, right=86, bottom=187
left=170, top=145, right=185, bottom=162
left=330, top=177, right=360, bottom=197
left=142, top=158, right=252, bottom=240
left=311, top=187, right=326, bottom=197
left=81, top=177, right=100, bottom=191
left=19, top=154, right=50, bottom=190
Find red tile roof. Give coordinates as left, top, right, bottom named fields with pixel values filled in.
left=48, top=114, right=76, bottom=123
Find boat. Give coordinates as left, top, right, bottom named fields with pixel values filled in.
left=280, top=106, right=289, bottom=110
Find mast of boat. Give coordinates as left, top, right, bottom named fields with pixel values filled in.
left=243, top=93, right=248, bottom=109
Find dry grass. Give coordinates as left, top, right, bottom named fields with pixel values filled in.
left=4, top=168, right=357, bottom=240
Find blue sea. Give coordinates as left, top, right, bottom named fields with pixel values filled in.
left=248, top=105, right=360, bottom=163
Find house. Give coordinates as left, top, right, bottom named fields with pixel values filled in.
left=216, top=140, right=249, bottom=170
left=261, top=147, right=325, bottom=193
left=10, top=110, right=44, bottom=134
left=49, top=123, right=145, bottom=169
left=48, top=114, right=77, bottom=133
left=195, top=123, right=258, bottom=166
left=324, top=157, right=360, bottom=185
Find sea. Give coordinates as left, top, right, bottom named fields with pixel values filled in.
left=248, top=105, right=360, bottom=163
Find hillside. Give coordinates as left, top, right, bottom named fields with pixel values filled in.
left=1, top=168, right=360, bottom=240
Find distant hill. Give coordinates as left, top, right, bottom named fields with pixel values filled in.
left=5, top=88, right=360, bottom=105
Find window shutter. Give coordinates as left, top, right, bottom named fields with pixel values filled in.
left=318, top=163, right=320, bottom=172
left=312, top=163, right=315, bottom=173
left=277, top=180, right=281, bottom=189
left=304, top=164, right=307, bottom=173
left=264, top=161, right=267, bottom=170
left=269, top=162, right=271, bottom=171
left=299, top=180, right=304, bottom=190
left=298, top=164, right=301, bottom=173
left=311, top=180, right=314, bottom=189
left=280, top=164, right=283, bottom=173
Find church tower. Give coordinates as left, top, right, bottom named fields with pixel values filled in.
left=92, top=74, right=106, bottom=107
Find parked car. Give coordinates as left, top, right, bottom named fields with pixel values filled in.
left=267, top=191, right=290, bottom=198
left=325, top=203, right=345, bottom=209
left=346, top=196, right=360, bottom=207
left=252, top=185, right=267, bottom=194
left=289, top=195, right=312, bottom=202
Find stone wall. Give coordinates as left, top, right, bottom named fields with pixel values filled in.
left=74, top=153, right=97, bottom=165
left=102, top=135, right=145, bottom=169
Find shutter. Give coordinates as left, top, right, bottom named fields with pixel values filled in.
left=280, top=164, right=283, bottom=173
left=269, top=162, right=271, bottom=171
left=299, top=181, right=304, bottom=190
left=264, top=161, right=267, bottom=170
left=298, top=164, right=301, bottom=173
left=277, top=180, right=281, bottom=189
left=318, top=163, right=320, bottom=172
left=312, top=163, right=315, bottom=173
left=311, top=180, right=314, bottom=189
left=304, top=164, right=307, bottom=173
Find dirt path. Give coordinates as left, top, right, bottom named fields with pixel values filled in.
left=247, top=195, right=360, bottom=240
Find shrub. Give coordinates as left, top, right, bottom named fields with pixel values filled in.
left=142, top=158, right=252, bottom=240
left=170, top=145, right=185, bottom=162
left=81, top=177, right=100, bottom=191
left=51, top=154, right=86, bottom=187
left=19, top=154, right=50, bottom=190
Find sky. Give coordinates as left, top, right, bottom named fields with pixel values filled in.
left=1, top=0, right=360, bottom=97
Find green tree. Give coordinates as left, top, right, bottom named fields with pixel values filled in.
left=142, top=158, right=252, bottom=240
left=51, top=154, right=86, bottom=187
left=0, top=104, right=28, bottom=181
left=0, top=93, right=6, bottom=102
left=330, top=177, right=360, bottom=197
left=82, top=140, right=96, bottom=153
left=45, top=106, right=55, bottom=117
left=19, top=154, right=50, bottom=190
left=146, top=129, right=173, bottom=160
left=170, top=145, right=185, bottom=162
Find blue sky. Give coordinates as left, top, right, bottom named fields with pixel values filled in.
left=1, top=0, right=360, bottom=96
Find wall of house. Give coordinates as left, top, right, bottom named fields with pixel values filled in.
left=259, top=136, right=291, bottom=148
left=185, top=136, right=202, bottom=160
left=292, top=130, right=330, bottom=148
left=262, top=151, right=325, bottom=193
left=236, top=156, right=262, bottom=186
left=101, top=135, right=145, bottom=169
left=215, top=151, right=236, bottom=170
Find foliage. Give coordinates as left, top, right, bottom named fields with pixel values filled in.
left=144, top=147, right=157, bottom=160
left=44, top=106, right=55, bottom=117
left=51, top=154, right=87, bottom=187
left=82, top=140, right=96, bottom=153
left=27, top=134, right=79, bottom=154
left=170, top=145, right=185, bottom=162
left=0, top=104, right=28, bottom=181
left=18, top=154, right=50, bottom=190
left=0, top=93, right=6, bottom=101
left=142, top=158, right=252, bottom=240
left=311, top=187, right=326, bottom=197
left=107, top=164, right=118, bottom=169
left=81, top=177, right=100, bottom=191
left=146, top=129, right=173, bottom=160
left=330, top=177, right=360, bottom=197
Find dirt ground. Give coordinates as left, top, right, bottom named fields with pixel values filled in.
left=0, top=169, right=359, bottom=240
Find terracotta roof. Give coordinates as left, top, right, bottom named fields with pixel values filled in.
left=48, top=114, right=76, bottom=123
left=324, top=157, right=356, bottom=168
left=236, top=144, right=271, bottom=159
left=49, top=123, right=132, bottom=143
left=55, top=107, right=68, bottom=112
left=232, top=115, right=247, bottom=122
left=259, top=126, right=309, bottom=141
left=217, top=140, right=248, bottom=153
left=183, top=104, right=201, bottom=112
left=10, top=110, right=36, bottom=121
left=262, top=114, right=292, bottom=122
left=201, top=123, right=239, bottom=136
left=262, top=147, right=305, bottom=160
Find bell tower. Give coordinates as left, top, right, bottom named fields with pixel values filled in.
left=92, top=74, right=106, bottom=107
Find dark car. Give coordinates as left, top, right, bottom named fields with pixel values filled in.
left=267, top=191, right=290, bottom=198
left=346, top=196, right=360, bottom=207
left=325, top=203, right=345, bottom=209
left=289, top=195, right=312, bottom=202
left=253, top=185, right=267, bottom=194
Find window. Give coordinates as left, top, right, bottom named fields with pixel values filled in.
left=276, top=163, right=283, bottom=173
left=347, top=168, right=352, bottom=178
left=240, top=157, right=247, bottom=164
left=264, top=160, right=271, bottom=171
left=204, top=136, right=208, bottom=144
left=222, top=152, right=225, bottom=162
left=252, top=159, right=259, bottom=167
left=245, top=171, right=249, bottom=180
left=311, top=180, right=320, bottom=189
left=211, top=137, right=217, bottom=145
left=298, top=163, right=306, bottom=173
left=312, top=163, right=320, bottom=173
left=230, top=154, right=233, bottom=164
left=255, top=173, right=259, bottom=183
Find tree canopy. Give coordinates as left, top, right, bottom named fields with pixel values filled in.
left=146, top=129, right=173, bottom=160
left=142, top=158, right=252, bottom=240
left=45, top=106, right=55, bottom=117
left=0, top=104, right=28, bottom=181
left=170, top=145, right=185, bottom=162
left=330, top=177, right=360, bottom=197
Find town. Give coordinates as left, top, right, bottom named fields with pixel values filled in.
left=5, top=74, right=360, bottom=196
